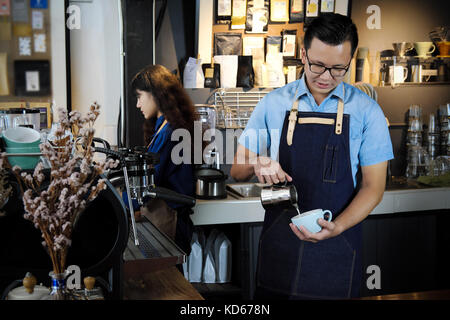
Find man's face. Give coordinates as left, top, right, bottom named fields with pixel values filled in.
left=301, top=38, right=352, bottom=97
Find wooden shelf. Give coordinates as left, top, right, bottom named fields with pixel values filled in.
left=191, top=282, right=243, bottom=300
left=378, top=82, right=450, bottom=87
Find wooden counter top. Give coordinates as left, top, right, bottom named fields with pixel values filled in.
left=123, top=266, right=204, bottom=300
left=360, top=289, right=450, bottom=300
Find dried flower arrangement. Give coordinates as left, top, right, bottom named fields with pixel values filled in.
left=0, top=103, right=119, bottom=275
left=0, top=169, right=12, bottom=217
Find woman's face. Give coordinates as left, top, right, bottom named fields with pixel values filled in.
left=136, top=89, right=162, bottom=119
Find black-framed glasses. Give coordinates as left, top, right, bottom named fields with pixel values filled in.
left=305, top=51, right=350, bottom=78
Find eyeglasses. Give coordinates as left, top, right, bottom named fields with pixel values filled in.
left=305, top=51, right=350, bottom=78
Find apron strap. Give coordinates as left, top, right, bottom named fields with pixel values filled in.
left=298, top=117, right=335, bottom=125
left=287, top=85, right=345, bottom=145
left=147, top=119, right=168, bottom=149
left=286, top=88, right=300, bottom=146
left=335, top=86, right=345, bottom=135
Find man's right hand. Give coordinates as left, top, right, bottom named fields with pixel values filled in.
left=230, top=144, right=292, bottom=184
left=253, top=156, right=292, bottom=185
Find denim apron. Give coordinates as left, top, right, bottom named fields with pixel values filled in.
left=256, top=88, right=362, bottom=299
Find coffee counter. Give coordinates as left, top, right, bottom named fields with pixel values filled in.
left=191, top=186, right=450, bottom=226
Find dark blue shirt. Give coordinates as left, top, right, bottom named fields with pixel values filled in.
left=148, top=115, right=195, bottom=208
left=122, top=115, right=195, bottom=210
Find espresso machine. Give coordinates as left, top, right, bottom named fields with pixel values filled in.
left=1, top=141, right=196, bottom=300
left=94, top=145, right=195, bottom=263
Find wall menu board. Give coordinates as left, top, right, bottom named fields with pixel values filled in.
left=0, top=0, right=51, bottom=101
left=209, top=0, right=352, bottom=88
left=212, top=0, right=352, bottom=58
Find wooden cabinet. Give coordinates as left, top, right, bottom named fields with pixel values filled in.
left=361, top=210, right=450, bottom=297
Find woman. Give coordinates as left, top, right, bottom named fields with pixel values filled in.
left=128, top=64, right=197, bottom=255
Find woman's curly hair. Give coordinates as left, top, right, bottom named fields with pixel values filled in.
left=131, top=64, right=198, bottom=144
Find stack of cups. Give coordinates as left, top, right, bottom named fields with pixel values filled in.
left=406, top=105, right=427, bottom=178
left=423, top=113, right=440, bottom=160
left=438, top=104, right=450, bottom=156
left=407, top=105, right=423, bottom=150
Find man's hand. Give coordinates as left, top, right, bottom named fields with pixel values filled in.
left=289, top=219, right=343, bottom=243
left=254, top=156, right=292, bottom=184
left=231, top=144, right=292, bottom=184
left=289, top=161, right=388, bottom=243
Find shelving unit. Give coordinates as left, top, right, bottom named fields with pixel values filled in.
left=379, top=56, right=450, bottom=86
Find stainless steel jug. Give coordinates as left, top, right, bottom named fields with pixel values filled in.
left=260, top=182, right=298, bottom=209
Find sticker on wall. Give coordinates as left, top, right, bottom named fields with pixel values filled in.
left=32, top=10, right=43, bottom=29
left=306, top=0, right=319, bottom=17
left=270, top=0, right=289, bottom=22
left=11, top=0, right=28, bottom=22
left=0, top=0, right=11, bottom=15
left=30, top=0, right=47, bottom=9
left=231, top=0, right=246, bottom=29
left=33, top=33, right=46, bottom=53
left=25, top=70, right=40, bottom=92
left=14, top=60, right=50, bottom=96
left=320, top=0, right=335, bottom=13
left=216, top=0, right=232, bottom=24
left=18, top=36, right=31, bottom=55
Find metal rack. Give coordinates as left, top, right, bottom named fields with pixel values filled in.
left=214, top=88, right=272, bottom=129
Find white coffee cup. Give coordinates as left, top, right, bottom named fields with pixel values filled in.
left=389, top=65, right=408, bottom=84
left=291, top=208, right=332, bottom=233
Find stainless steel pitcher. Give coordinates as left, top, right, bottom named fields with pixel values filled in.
left=260, top=182, right=298, bottom=209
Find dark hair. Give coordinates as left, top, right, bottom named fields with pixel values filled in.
left=131, top=64, right=197, bottom=144
left=304, top=13, right=359, bottom=57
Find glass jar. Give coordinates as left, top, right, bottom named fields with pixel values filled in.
left=48, top=270, right=70, bottom=300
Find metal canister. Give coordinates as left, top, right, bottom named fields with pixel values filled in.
left=260, top=182, right=298, bottom=209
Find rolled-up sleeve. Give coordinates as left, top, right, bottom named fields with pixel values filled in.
left=359, top=101, right=394, bottom=166
left=238, top=97, right=270, bottom=155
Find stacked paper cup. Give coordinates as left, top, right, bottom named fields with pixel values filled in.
left=438, top=104, right=450, bottom=156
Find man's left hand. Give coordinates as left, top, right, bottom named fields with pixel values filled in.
left=289, top=219, right=342, bottom=243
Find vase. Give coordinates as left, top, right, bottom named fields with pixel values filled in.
left=48, top=270, right=70, bottom=300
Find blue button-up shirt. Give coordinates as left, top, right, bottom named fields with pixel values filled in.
left=238, top=75, right=394, bottom=187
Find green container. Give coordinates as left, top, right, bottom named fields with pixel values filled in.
left=5, top=146, right=41, bottom=169
left=2, top=127, right=41, bottom=148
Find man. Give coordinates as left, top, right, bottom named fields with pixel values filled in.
left=230, top=13, right=393, bottom=299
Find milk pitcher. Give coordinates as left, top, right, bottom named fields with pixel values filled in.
left=260, top=181, right=298, bottom=210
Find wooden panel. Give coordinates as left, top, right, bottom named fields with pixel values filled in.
left=123, top=266, right=204, bottom=300
left=362, top=212, right=438, bottom=297
left=359, top=289, right=450, bottom=300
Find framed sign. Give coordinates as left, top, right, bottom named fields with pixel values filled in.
left=14, top=60, right=50, bottom=96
